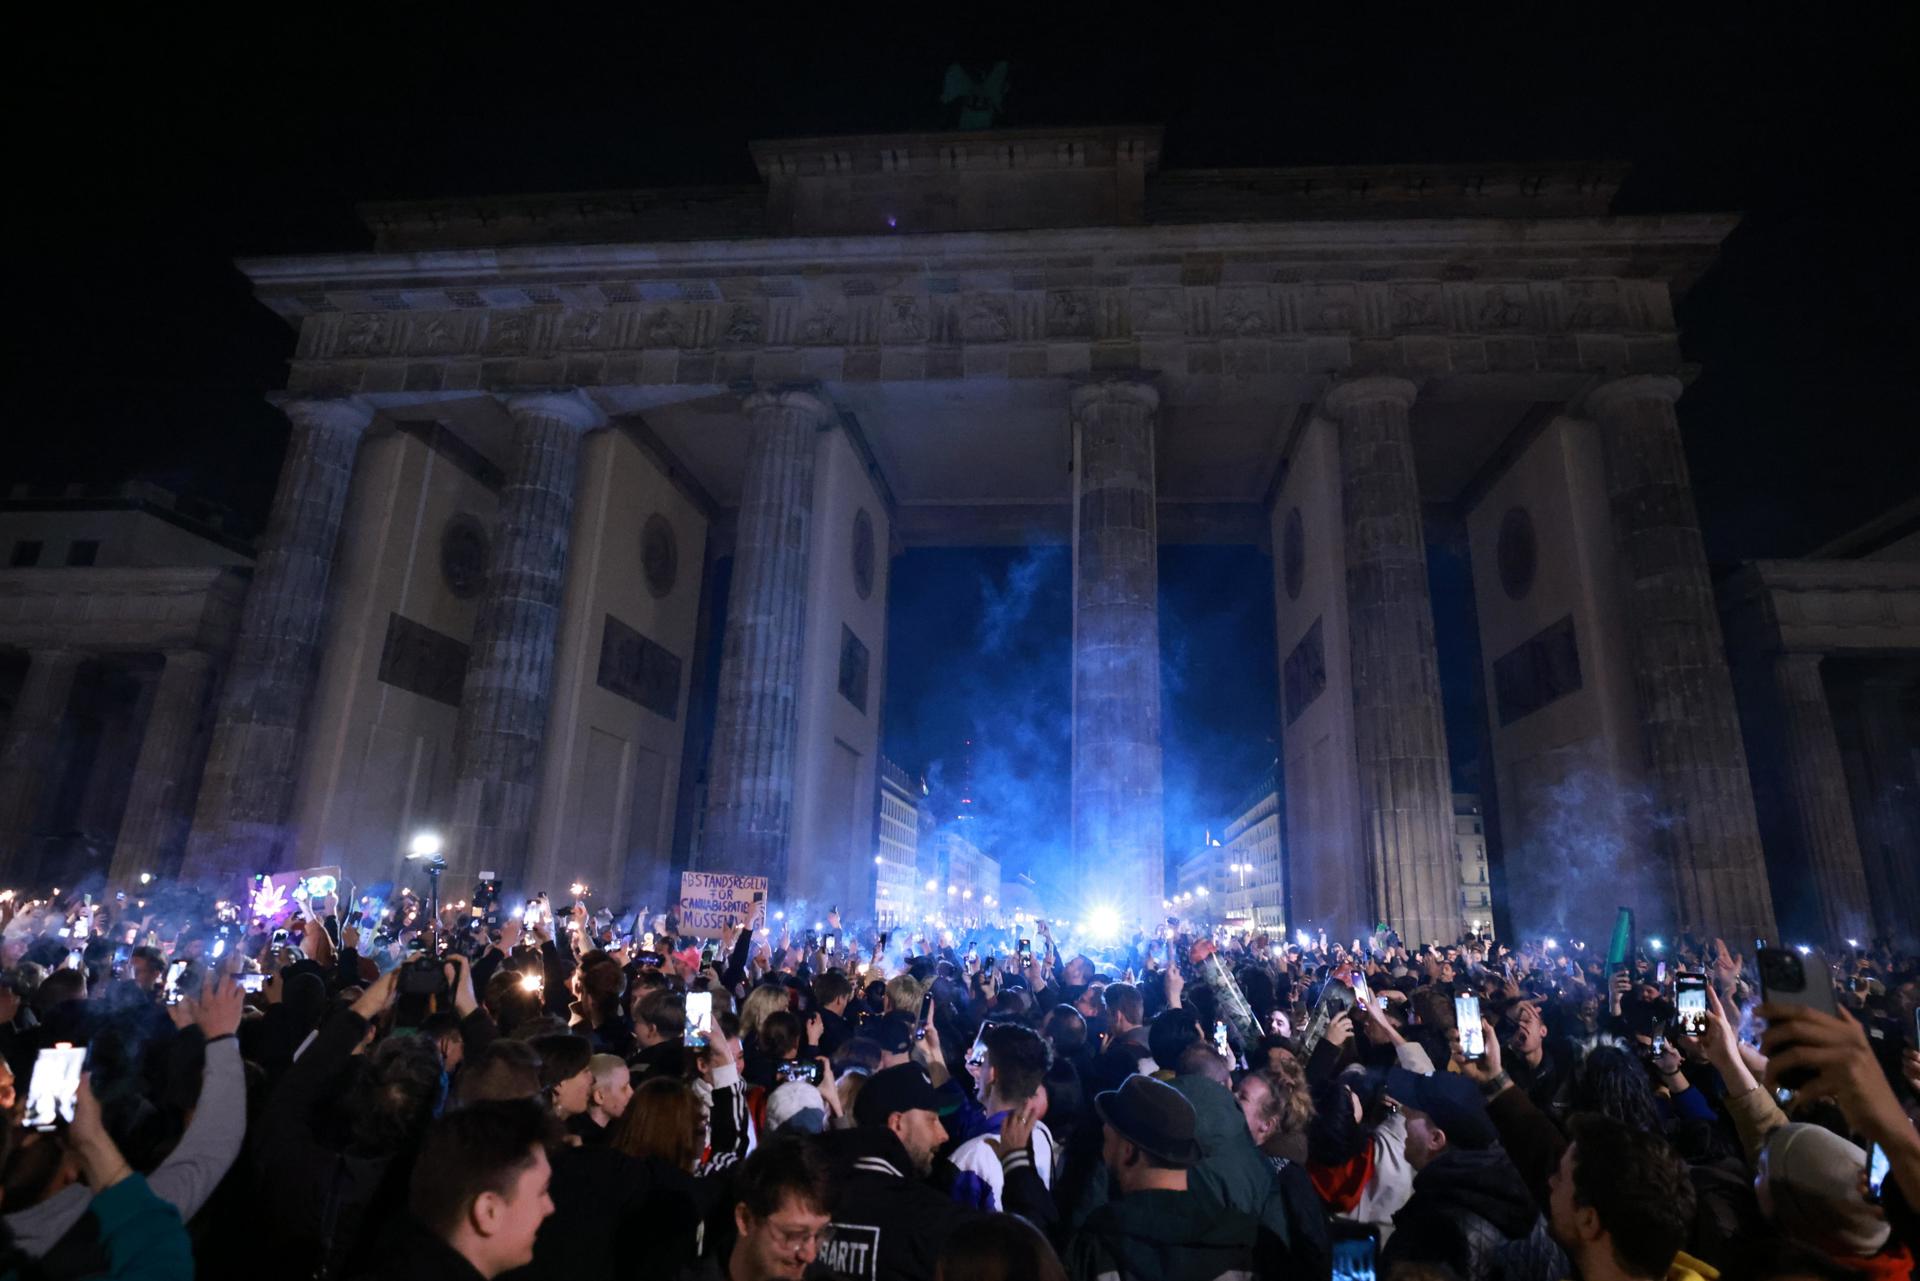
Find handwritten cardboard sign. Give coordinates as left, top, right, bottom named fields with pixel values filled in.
left=678, top=872, right=766, bottom=939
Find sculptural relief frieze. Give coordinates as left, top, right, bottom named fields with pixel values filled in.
left=882, top=296, right=927, bottom=343
left=298, top=269, right=1677, bottom=373
left=961, top=294, right=1013, bottom=342
left=1130, top=288, right=1182, bottom=335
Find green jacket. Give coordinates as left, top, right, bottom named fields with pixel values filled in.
left=1065, top=1185, right=1259, bottom=1281
left=1171, top=1074, right=1295, bottom=1250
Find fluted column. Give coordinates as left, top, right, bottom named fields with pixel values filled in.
left=111, top=650, right=214, bottom=885
left=1589, top=375, right=1776, bottom=942
left=698, top=388, right=827, bottom=897
left=1852, top=675, right=1920, bottom=947
left=0, top=648, right=85, bottom=879
left=183, top=396, right=373, bottom=883
left=1070, top=379, right=1166, bottom=926
left=1768, top=653, right=1871, bottom=944
left=449, top=391, right=603, bottom=886
left=1327, top=376, right=1458, bottom=946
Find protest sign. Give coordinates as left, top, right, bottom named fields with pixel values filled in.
left=247, top=866, right=342, bottom=925
left=679, top=871, right=767, bottom=939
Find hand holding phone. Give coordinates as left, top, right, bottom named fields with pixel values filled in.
left=1455, top=995, right=1485, bottom=1060
left=25, top=1043, right=86, bottom=1131
left=685, top=991, right=713, bottom=1048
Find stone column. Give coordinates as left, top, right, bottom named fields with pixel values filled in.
left=1070, top=380, right=1165, bottom=926
left=449, top=391, right=603, bottom=886
left=1852, top=674, right=1920, bottom=947
left=1767, top=653, right=1871, bottom=944
left=110, top=650, right=215, bottom=885
left=699, top=388, right=827, bottom=897
left=183, top=397, right=373, bottom=884
left=0, top=649, right=85, bottom=878
left=1327, top=376, right=1458, bottom=947
left=1589, top=375, right=1777, bottom=942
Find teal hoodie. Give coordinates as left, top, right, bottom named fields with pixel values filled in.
left=1170, top=1073, right=1295, bottom=1250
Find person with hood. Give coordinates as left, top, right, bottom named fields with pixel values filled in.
left=1063, top=1073, right=1260, bottom=1281
left=1175, top=1045, right=1331, bottom=1281
left=1378, top=1066, right=1567, bottom=1281
left=1698, top=986, right=1916, bottom=1279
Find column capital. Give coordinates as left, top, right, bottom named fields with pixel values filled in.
left=271, top=394, right=377, bottom=437
left=1070, top=377, right=1159, bottom=418
left=1584, top=374, right=1683, bottom=417
left=502, top=389, right=606, bottom=432
left=1323, top=376, right=1418, bottom=418
left=741, top=385, right=835, bottom=424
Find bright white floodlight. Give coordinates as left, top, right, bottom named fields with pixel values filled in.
left=1086, top=904, right=1122, bottom=941
left=408, top=831, right=444, bottom=859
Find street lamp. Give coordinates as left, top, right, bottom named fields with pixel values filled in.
left=405, top=830, right=448, bottom=951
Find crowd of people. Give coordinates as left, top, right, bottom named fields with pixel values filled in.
left=0, top=881, right=1914, bottom=1281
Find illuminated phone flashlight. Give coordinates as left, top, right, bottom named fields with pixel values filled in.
left=520, top=972, right=544, bottom=992
left=570, top=882, right=588, bottom=898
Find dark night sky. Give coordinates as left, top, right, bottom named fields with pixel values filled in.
left=10, top=7, right=1916, bottom=866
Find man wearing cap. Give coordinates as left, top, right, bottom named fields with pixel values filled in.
left=1377, top=1067, right=1566, bottom=1281
left=817, top=1064, right=1049, bottom=1281
left=1063, top=1074, right=1260, bottom=1281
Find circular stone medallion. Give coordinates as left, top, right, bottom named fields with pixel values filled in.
left=1497, top=506, right=1537, bottom=601
left=852, top=508, right=876, bottom=600
left=439, top=514, right=489, bottom=600
left=642, top=514, right=678, bottom=599
left=1282, top=507, right=1305, bottom=601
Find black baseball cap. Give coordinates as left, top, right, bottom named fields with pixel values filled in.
left=1386, top=1067, right=1499, bottom=1150
left=852, top=1064, right=950, bottom=1127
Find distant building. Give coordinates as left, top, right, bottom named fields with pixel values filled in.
left=930, top=826, right=999, bottom=928
left=1224, top=762, right=1284, bottom=929
left=873, top=756, right=921, bottom=924
left=1171, top=840, right=1219, bottom=909
left=0, top=482, right=252, bottom=888
left=1454, top=793, right=1493, bottom=937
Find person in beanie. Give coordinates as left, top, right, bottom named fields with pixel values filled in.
left=1063, top=1073, right=1261, bottom=1281
left=1378, top=1067, right=1566, bottom=1281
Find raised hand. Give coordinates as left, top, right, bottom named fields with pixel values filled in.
left=1324, top=1009, right=1354, bottom=1049
left=350, top=968, right=399, bottom=1020
left=445, top=953, right=478, bottom=1017
left=1761, top=1002, right=1910, bottom=1142
left=191, top=975, right=245, bottom=1038
left=986, top=1096, right=1039, bottom=1163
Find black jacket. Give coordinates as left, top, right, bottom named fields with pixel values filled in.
left=499, top=1146, right=701, bottom=1281
left=1064, top=1184, right=1260, bottom=1281
left=816, top=1128, right=1052, bottom=1281
left=252, top=1009, right=417, bottom=1278
left=1380, top=1146, right=1567, bottom=1281
left=349, top=1219, right=486, bottom=1281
